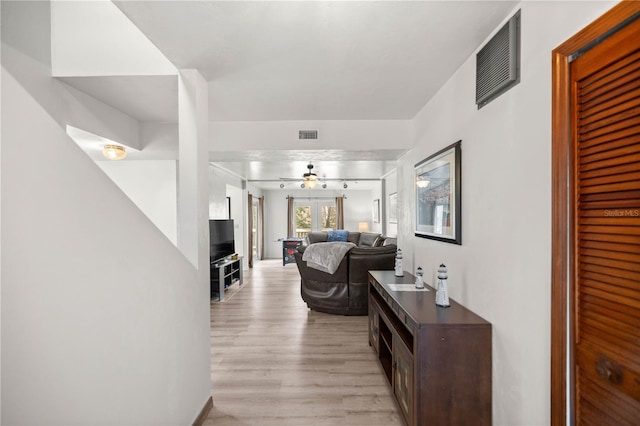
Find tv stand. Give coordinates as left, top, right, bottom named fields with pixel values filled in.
left=211, top=256, right=243, bottom=301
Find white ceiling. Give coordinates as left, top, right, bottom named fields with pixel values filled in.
left=211, top=149, right=404, bottom=190
left=62, top=1, right=518, bottom=188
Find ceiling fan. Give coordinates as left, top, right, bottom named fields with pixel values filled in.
left=277, top=162, right=364, bottom=189
left=301, top=163, right=318, bottom=189
left=277, top=162, right=326, bottom=189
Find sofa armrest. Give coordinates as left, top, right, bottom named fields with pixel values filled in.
left=348, top=245, right=397, bottom=285
left=358, top=232, right=382, bottom=247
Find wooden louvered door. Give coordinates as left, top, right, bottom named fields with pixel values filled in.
left=571, top=16, right=640, bottom=425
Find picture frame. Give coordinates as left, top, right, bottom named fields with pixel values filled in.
left=373, top=199, right=380, bottom=223
left=415, top=140, right=461, bottom=244
left=388, top=192, right=398, bottom=224
left=226, top=196, right=231, bottom=220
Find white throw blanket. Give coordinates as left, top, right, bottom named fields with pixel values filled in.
left=302, top=241, right=356, bottom=274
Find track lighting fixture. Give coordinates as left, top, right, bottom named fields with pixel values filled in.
left=343, top=182, right=348, bottom=189
left=280, top=183, right=285, bottom=189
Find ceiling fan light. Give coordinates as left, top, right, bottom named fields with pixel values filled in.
left=103, top=144, right=127, bottom=160
left=302, top=163, right=318, bottom=189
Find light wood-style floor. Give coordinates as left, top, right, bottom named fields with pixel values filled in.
left=204, top=259, right=403, bottom=425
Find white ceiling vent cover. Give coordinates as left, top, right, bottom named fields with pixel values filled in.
left=298, top=130, right=319, bottom=140
left=476, top=10, right=521, bottom=109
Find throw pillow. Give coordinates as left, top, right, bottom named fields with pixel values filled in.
left=327, top=230, right=349, bottom=242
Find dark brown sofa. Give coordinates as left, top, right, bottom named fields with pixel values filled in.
left=294, top=231, right=397, bottom=315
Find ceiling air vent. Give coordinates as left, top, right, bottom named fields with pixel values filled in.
left=476, top=10, right=521, bottom=109
left=298, top=130, right=318, bottom=140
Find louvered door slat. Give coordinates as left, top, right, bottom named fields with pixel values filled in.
left=580, top=262, right=640, bottom=283
left=579, top=49, right=640, bottom=94
left=577, top=347, right=640, bottom=402
left=572, top=16, right=640, bottom=424
left=581, top=268, right=640, bottom=291
left=579, top=189, right=640, bottom=205
left=577, top=370, right=640, bottom=426
left=580, top=317, right=639, bottom=357
left=579, top=110, right=640, bottom=140
left=582, top=300, right=640, bottom=331
left=579, top=125, right=639, bottom=149
left=580, top=161, right=640, bottom=182
left=580, top=246, right=640, bottom=264
left=581, top=136, right=640, bottom=163
left=580, top=224, right=640, bottom=236
left=580, top=152, right=640, bottom=172
left=579, top=87, right=640, bottom=123
left=580, top=60, right=640, bottom=106
left=581, top=309, right=639, bottom=344
left=580, top=133, right=640, bottom=156
left=580, top=284, right=640, bottom=311
left=581, top=208, right=640, bottom=219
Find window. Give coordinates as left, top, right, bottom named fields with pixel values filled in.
left=294, top=200, right=336, bottom=239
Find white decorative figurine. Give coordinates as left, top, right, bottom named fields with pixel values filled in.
left=415, top=267, right=424, bottom=289
left=394, top=249, right=404, bottom=277
left=435, top=263, right=450, bottom=307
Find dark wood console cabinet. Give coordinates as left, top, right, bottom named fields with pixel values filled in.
left=368, top=270, right=492, bottom=426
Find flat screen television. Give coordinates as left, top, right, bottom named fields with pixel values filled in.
left=209, top=219, right=235, bottom=263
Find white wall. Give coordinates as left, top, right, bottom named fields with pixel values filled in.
left=397, top=2, right=617, bottom=424
left=344, top=190, right=378, bottom=232
left=97, top=160, right=178, bottom=244
left=263, top=190, right=287, bottom=260
left=1, top=2, right=211, bottom=424
left=207, top=165, right=249, bottom=269
left=383, top=171, right=398, bottom=237
left=208, top=164, right=243, bottom=219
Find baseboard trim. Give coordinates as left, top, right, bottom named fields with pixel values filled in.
left=192, top=395, right=213, bottom=426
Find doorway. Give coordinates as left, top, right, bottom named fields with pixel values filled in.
left=251, top=201, right=260, bottom=262
left=551, top=2, right=640, bottom=424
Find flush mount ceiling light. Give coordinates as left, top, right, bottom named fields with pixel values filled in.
left=103, top=144, right=127, bottom=160
left=416, top=177, right=430, bottom=188
left=302, top=163, right=318, bottom=189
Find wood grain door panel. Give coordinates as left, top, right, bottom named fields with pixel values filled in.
left=572, top=14, right=640, bottom=425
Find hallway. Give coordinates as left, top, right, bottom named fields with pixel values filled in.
left=206, top=259, right=402, bottom=425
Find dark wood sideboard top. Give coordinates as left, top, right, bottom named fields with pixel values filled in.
left=368, top=270, right=490, bottom=328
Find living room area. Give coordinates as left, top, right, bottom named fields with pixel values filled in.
left=211, top=160, right=400, bottom=268
left=3, top=1, right=634, bottom=425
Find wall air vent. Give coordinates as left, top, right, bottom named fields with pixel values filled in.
left=298, top=130, right=319, bottom=140
left=476, top=9, right=521, bottom=109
